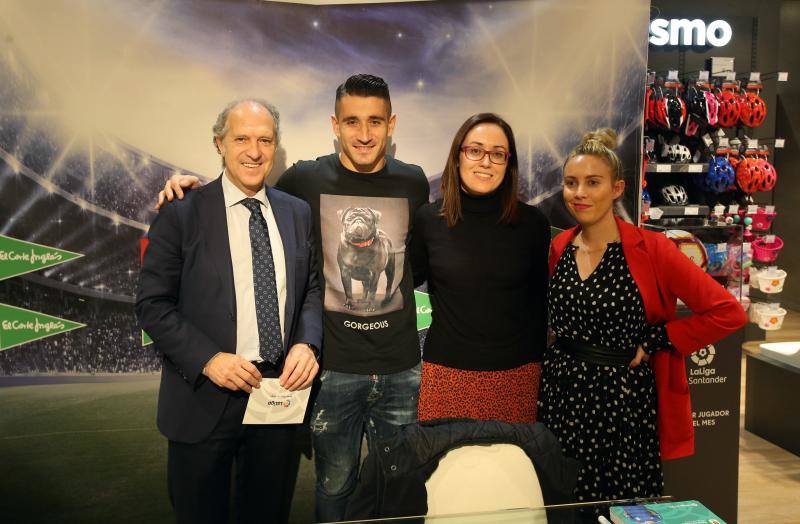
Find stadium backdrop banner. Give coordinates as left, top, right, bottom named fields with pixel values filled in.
left=0, top=1, right=650, bottom=522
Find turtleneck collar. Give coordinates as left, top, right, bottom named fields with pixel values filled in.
left=460, top=188, right=503, bottom=214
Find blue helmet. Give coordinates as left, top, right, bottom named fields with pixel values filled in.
left=705, top=156, right=736, bottom=193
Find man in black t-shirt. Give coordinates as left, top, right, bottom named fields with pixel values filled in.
left=157, top=75, right=429, bottom=521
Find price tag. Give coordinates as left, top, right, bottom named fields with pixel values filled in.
left=729, top=204, right=739, bottom=214
left=747, top=205, right=759, bottom=215
left=749, top=72, right=761, bottom=82
left=668, top=70, right=679, bottom=81
left=725, top=72, right=736, bottom=82
left=718, top=137, right=730, bottom=148
left=765, top=205, right=776, bottom=213
left=714, top=205, right=726, bottom=215
left=748, top=138, right=759, bottom=148
left=775, top=138, right=785, bottom=148
left=778, top=72, right=789, bottom=82
left=649, top=207, right=664, bottom=219
left=656, top=164, right=671, bottom=172
left=688, top=164, right=703, bottom=173
left=743, top=242, right=752, bottom=252
left=684, top=206, right=700, bottom=216
left=699, top=70, right=710, bottom=82
left=766, top=234, right=776, bottom=243
left=702, top=134, right=714, bottom=148
left=717, top=242, right=728, bottom=252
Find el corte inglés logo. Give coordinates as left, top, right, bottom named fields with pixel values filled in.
left=0, top=235, right=83, bottom=281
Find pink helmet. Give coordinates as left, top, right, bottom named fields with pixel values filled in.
left=703, top=90, right=719, bottom=127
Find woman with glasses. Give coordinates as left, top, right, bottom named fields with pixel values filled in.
left=410, top=113, right=550, bottom=423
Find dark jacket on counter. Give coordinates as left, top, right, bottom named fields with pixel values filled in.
left=344, top=418, right=579, bottom=521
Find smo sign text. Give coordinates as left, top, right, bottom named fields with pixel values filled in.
left=649, top=18, right=733, bottom=47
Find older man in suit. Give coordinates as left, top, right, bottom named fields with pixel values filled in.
left=136, top=99, right=321, bottom=524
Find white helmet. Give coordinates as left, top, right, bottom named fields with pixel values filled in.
left=667, top=144, right=692, bottom=164
left=660, top=184, right=689, bottom=206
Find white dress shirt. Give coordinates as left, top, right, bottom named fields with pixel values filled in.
left=221, top=173, right=286, bottom=362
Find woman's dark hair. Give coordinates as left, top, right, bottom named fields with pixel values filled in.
left=440, top=113, right=519, bottom=227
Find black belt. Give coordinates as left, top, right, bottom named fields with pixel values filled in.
left=556, top=338, right=635, bottom=367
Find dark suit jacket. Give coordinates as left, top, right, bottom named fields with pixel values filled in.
left=136, top=176, right=322, bottom=444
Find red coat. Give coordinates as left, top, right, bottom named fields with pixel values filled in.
left=548, top=216, right=747, bottom=460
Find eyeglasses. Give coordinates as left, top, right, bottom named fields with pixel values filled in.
left=460, top=146, right=510, bottom=165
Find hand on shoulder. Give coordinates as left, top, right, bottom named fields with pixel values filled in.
left=155, top=174, right=202, bottom=210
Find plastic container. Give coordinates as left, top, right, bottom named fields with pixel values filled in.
left=750, top=208, right=777, bottom=231
left=752, top=236, right=784, bottom=263
left=749, top=267, right=762, bottom=290
left=757, top=306, right=787, bottom=331
left=757, top=269, right=787, bottom=294
left=749, top=302, right=764, bottom=323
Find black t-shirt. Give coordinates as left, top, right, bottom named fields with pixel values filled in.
left=275, top=153, right=429, bottom=374
left=410, top=191, right=550, bottom=371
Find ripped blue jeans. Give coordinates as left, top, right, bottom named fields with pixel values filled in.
left=310, top=362, right=421, bottom=522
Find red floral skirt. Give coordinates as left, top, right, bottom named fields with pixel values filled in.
left=418, top=360, right=541, bottom=424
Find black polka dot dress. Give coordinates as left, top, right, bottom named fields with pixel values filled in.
left=538, top=242, right=665, bottom=508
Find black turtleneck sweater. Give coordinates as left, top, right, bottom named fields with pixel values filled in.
left=410, top=191, right=550, bottom=371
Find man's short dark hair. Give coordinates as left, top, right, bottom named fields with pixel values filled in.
left=335, top=74, right=392, bottom=115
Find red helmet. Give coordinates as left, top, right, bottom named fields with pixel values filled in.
left=645, top=87, right=656, bottom=126
left=728, top=151, right=741, bottom=170
left=739, top=92, right=767, bottom=127
left=758, top=159, right=777, bottom=191
left=716, top=90, right=741, bottom=128
left=736, top=157, right=765, bottom=194
left=655, top=91, right=686, bottom=131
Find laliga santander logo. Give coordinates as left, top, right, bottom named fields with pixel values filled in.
left=691, top=345, right=716, bottom=367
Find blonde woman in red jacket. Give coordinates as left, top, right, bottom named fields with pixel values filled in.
left=536, top=128, right=746, bottom=511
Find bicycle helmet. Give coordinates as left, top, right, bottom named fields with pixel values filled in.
left=660, top=184, right=689, bottom=205
left=716, top=90, right=741, bottom=128
left=667, top=144, right=691, bottom=163
left=758, top=158, right=777, bottom=191
left=736, top=157, right=765, bottom=194
left=656, top=91, right=686, bottom=131
left=739, top=92, right=767, bottom=127
left=645, top=86, right=656, bottom=126
left=686, top=85, right=710, bottom=126
left=703, top=90, right=720, bottom=127
left=706, top=157, right=736, bottom=193
left=684, top=117, right=699, bottom=137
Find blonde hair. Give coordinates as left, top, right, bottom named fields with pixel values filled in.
left=563, top=127, right=623, bottom=182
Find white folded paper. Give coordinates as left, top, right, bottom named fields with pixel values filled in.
left=242, top=378, right=311, bottom=425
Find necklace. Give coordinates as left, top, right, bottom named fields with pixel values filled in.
left=573, top=232, right=620, bottom=275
